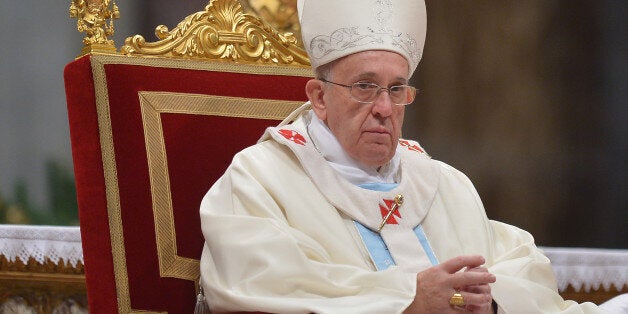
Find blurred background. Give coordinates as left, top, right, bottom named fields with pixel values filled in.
left=0, top=0, right=625, bottom=248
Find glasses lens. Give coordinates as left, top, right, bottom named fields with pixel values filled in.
left=389, top=86, right=416, bottom=105
left=350, top=82, right=380, bottom=103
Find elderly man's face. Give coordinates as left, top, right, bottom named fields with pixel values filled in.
left=309, top=50, right=409, bottom=167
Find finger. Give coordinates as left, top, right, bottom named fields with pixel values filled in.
left=466, top=294, right=493, bottom=313
left=450, top=271, right=496, bottom=288
left=457, top=290, right=492, bottom=308
left=440, top=255, right=486, bottom=274
left=461, top=283, right=491, bottom=295
left=465, top=266, right=488, bottom=273
left=465, top=301, right=493, bottom=313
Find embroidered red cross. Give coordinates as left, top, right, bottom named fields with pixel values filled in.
left=278, top=129, right=306, bottom=146
left=399, top=139, right=424, bottom=153
left=379, top=198, right=402, bottom=225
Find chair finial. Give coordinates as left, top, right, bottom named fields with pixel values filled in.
left=69, top=0, right=120, bottom=57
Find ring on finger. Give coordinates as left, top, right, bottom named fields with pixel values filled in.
left=449, top=291, right=465, bottom=307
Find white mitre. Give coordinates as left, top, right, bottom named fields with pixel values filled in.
left=297, top=0, right=427, bottom=76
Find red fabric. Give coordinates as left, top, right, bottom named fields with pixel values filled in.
left=161, top=113, right=277, bottom=259
left=64, top=55, right=119, bottom=313
left=65, top=59, right=309, bottom=313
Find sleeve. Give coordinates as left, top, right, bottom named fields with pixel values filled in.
left=488, top=221, right=608, bottom=314
left=438, top=162, right=607, bottom=314
left=199, top=150, right=417, bottom=314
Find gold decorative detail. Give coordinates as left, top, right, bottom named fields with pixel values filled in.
left=89, top=55, right=132, bottom=313
left=138, top=91, right=303, bottom=281
left=120, top=0, right=310, bottom=66
left=378, top=194, right=404, bottom=232
left=240, top=0, right=301, bottom=42
left=0, top=256, right=84, bottom=275
left=69, top=0, right=120, bottom=56
left=0, top=255, right=87, bottom=313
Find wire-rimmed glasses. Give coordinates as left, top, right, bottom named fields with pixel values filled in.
left=320, top=78, right=417, bottom=105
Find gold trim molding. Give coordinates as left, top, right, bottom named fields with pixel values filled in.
left=0, top=256, right=87, bottom=313
left=0, top=256, right=84, bottom=275
left=120, top=0, right=310, bottom=66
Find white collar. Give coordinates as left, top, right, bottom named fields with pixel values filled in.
left=306, top=111, right=400, bottom=185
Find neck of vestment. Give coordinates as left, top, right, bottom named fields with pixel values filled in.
left=260, top=105, right=440, bottom=272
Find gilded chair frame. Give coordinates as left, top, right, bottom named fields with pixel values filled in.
left=66, top=0, right=311, bottom=312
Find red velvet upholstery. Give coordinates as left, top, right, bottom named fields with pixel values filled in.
left=64, top=54, right=310, bottom=313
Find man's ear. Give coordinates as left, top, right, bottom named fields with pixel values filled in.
left=305, top=79, right=327, bottom=121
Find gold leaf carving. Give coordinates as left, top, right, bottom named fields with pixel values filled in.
left=69, top=0, right=120, bottom=56
left=120, top=0, right=310, bottom=66
left=240, top=0, right=301, bottom=43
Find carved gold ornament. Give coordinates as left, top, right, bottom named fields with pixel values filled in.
left=0, top=255, right=87, bottom=313
left=240, top=0, right=301, bottom=42
left=69, top=0, right=120, bottom=56
left=120, top=0, right=310, bottom=66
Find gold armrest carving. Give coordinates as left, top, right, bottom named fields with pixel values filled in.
left=120, top=0, right=310, bottom=66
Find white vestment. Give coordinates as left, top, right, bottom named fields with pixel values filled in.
left=200, top=109, right=605, bottom=314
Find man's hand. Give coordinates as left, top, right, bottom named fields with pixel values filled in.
left=461, top=265, right=494, bottom=313
left=404, top=255, right=495, bottom=313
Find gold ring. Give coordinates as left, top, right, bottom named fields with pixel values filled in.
left=449, top=292, right=465, bottom=307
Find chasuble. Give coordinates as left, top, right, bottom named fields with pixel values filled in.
left=200, top=108, right=605, bottom=314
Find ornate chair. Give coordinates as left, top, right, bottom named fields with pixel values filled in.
left=64, top=0, right=311, bottom=312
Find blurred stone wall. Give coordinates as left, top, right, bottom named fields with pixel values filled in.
left=406, top=0, right=626, bottom=248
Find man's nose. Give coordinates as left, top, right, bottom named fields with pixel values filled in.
left=371, top=90, right=394, bottom=117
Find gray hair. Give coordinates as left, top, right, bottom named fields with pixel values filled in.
left=315, top=60, right=336, bottom=80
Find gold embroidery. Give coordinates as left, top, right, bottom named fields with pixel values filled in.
left=140, top=91, right=303, bottom=282
left=90, top=55, right=133, bottom=313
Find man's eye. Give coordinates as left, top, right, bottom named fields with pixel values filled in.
left=354, top=83, right=377, bottom=90
left=390, top=86, right=404, bottom=93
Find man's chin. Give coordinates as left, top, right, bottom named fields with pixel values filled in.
left=356, top=146, right=394, bottom=167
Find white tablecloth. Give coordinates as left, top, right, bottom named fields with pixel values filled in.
left=541, top=246, right=628, bottom=292
left=0, top=224, right=83, bottom=267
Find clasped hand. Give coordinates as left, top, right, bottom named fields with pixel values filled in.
left=404, top=255, right=496, bottom=313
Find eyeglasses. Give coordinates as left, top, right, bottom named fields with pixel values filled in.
left=320, top=78, right=417, bottom=105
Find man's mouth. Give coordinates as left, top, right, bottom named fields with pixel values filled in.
left=365, top=127, right=390, bottom=134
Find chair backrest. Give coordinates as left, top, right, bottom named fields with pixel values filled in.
left=64, top=0, right=311, bottom=312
